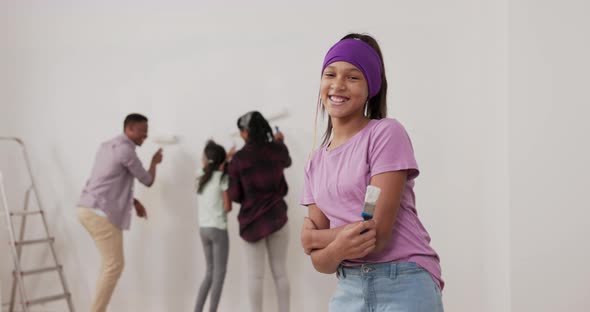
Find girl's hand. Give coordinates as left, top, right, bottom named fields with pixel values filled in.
left=330, top=220, right=376, bottom=260
left=227, top=145, right=237, bottom=161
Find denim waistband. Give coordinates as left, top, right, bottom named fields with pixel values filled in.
left=336, top=262, right=423, bottom=279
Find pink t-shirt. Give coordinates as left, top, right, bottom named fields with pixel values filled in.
left=301, top=118, right=443, bottom=289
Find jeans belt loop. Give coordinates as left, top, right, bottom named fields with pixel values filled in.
left=390, top=262, right=398, bottom=279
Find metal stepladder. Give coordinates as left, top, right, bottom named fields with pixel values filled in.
left=0, top=137, right=75, bottom=312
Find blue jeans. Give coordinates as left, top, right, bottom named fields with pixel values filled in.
left=330, top=262, right=443, bottom=312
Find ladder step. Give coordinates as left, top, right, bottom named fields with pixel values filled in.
left=27, top=293, right=70, bottom=306
left=10, top=210, right=43, bottom=216
left=18, top=265, right=62, bottom=276
left=15, top=237, right=54, bottom=246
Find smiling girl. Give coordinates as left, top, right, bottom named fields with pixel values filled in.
left=300, top=34, right=444, bottom=311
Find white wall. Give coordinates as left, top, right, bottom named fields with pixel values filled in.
left=0, top=1, right=512, bottom=311
left=509, top=0, right=590, bottom=311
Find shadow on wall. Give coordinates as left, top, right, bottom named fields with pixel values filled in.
left=49, top=143, right=93, bottom=303
left=125, top=146, right=202, bottom=311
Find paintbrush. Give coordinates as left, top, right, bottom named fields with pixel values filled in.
left=360, top=185, right=381, bottom=233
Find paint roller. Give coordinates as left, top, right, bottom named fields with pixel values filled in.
left=149, top=135, right=179, bottom=161
left=150, top=134, right=180, bottom=146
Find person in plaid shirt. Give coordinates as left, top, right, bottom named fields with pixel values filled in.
left=228, top=111, right=291, bottom=312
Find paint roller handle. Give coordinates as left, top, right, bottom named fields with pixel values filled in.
left=151, top=148, right=163, bottom=165
left=274, top=126, right=285, bottom=142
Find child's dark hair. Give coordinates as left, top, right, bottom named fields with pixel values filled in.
left=237, top=111, right=274, bottom=144
left=320, top=33, right=388, bottom=146
left=197, top=140, right=227, bottom=194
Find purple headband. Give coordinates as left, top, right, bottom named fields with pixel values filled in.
left=322, top=38, right=383, bottom=99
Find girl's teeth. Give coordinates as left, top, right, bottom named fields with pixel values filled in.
left=330, top=96, right=346, bottom=103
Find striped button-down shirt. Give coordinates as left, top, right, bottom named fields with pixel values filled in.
left=78, top=134, right=153, bottom=230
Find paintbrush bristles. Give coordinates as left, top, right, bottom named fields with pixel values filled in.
left=364, top=185, right=381, bottom=204
left=362, top=185, right=381, bottom=218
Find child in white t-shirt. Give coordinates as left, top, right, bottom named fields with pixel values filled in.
left=194, top=140, right=232, bottom=312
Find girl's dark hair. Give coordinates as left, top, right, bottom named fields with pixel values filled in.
left=320, top=33, right=388, bottom=146
left=197, top=140, right=227, bottom=194
left=237, top=111, right=274, bottom=144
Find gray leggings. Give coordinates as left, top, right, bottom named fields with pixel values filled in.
left=244, top=223, right=290, bottom=312
left=195, top=227, right=229, bottom=312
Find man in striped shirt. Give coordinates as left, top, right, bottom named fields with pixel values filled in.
left=77, top=113, right=163, bottom=312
